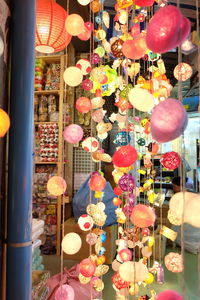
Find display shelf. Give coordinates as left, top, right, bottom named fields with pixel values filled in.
left=34, top=90, right=60, bottom=95
left=35, top=161, right=58, bottom=164
left=34, top=122, right=59, bottom=125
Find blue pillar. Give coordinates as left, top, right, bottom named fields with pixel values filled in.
left=6, top=0, right=35, bottom=299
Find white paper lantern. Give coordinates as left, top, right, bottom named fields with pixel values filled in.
left=119, top=261, right=148, bottom=282
left=78, top=214, right=94, bottom=231
left=77, top=0, right=91, bottom=5
left=82, top=137, right=99, bottom=152
left=128, top=87, right=155, bottom=112
left=76, top=59, right=91, bottom=75
left=62, top=232, right=82, bottom=255
left=64, top=66, right=83, bottom=87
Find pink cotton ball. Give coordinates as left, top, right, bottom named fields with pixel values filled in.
left=63, top=124, right=83, bottom=144
left=55, top=284, right=75, bottom=300
left=89, top=173, right=106, bottom=191
left=150, top=98, right=188, bottom=143
left=78, top=25, right=91, bottom=41
left=130, top=204, right=156, bottom=228
left=157, top=290, right=184, bottom=300
left=76, top=97, right=92, bottom=113
left=122, top=34, right=148, bottom=60
left=146, top=5, right=190, bottom=53
left=82, top=79, right=93, bottom=91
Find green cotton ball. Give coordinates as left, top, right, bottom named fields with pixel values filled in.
left=137, top=138, right=146, bottom=146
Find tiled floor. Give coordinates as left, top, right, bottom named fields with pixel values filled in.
left=42, top=247, right=199, bottom=300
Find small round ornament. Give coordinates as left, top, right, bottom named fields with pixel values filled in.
left=78, top=273, right=91, bottom=284
left=119, top=174, right=136, bottom=192
left=78, top=214, right=94, bottom=231
left=47, top=176, right=67, bottom=196
left=86, top=232, right=98, bottom=245
left=82, top=79, right=93, bottom=91
left=79, top=258, right=96, bottom=277
left=111, top=39, right=124, bottom=58
left=76, top=59, right=91, bottom=75
left=119, top=248, right=132, bottom=262
left=160, top=151, right=181, bottom=170
left=63, top=124, right=83, bottom=144
left=130, top=204, right=156, bottom=228
left=62, top=232, right=82, bottom=255
left=91, top=53, right=101, bottom=64
left=164, top=252, right=183, bottom=273
left=76, top=97, right=92, bottom=113
left=174, top=62, right=192, bottom=81
left=157, top=290, right=184, bottom=300
left=112, top=145, right=138, bottom=168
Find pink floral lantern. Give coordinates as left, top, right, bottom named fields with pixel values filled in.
left=157, top=290, right=184, bottom=300
left=174, top=63, right=192, bottom=81
left=112, top=272, right=130, bottom=290
left=164, top=252, right=183, bottom=273
left=160, top=151, right=181, bottom=170
left=150, top=98, right=188, bottom=143
left=130, top=204, right=156, bottom=228
left=63, top=124, right=83, bottom=144
left=146, top=5, right=191, bottom=53
left=118, top=174, right=136, bottom=191
left=119, top=248, right=132, bottom=262
left=112, top=145, right=138, bottom=168
left=79, top=258, right=96, bottom=277
left=76, top=97, right=92, bottom=113
left=55, top=284, right=75, bottom=300
left=78, top=24, right=91, bottom=41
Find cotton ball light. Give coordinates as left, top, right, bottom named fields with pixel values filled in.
left=146, top=5, right=191, bottom=53
left=89, top=172, right=106, bottom=191
left=122, top=34, right=148, bottom=60
left=77, top=0, right=91, bottom=5
left=160, top=151, right=181, bottom=170
left=118, top=249, right=132, bottom=262
left=144, top=272, right=154, bottom=284
left=129, top=283, right=139, bottom=296
left=63, top=124, right=83, bottom=144
left=76, top=97, right=92, bottom=113
left=47, top=176, right=67, bottom=196
left=78, top=25, right=91, bottom=41
left=65, top=14, right=85, bottom=36
left=78, top=214, right=94, bottom=231
left=119, top=261, right=148, bottom=283
left=150, top=98, right=188, bottom=143
left=164, top=252, right=183, bottom=273
left=135, top=0, right=154, bottom=6
left=0, top=109, right=10, bottom=137
left=174, top=63, right=192, bottom=81
left=82, top=137, right=99, bottom=152
left=76, top=59, right=91, bottom=75
left=112, top=145, right=138, bottom=168
left=62, top=232, right=82, bottom=255
left=128, top=87, right=154, bottom=112
left=55, top=284, right=75, bottom=300
left=157, top=290, right=184, bottom=300
left=64, top=66, right=83, bottom=87
left=79, top=258, right=96, bottom=277
left=94, top=46, right=105, bottom=58
left=130, top=204, right=156, bottom=228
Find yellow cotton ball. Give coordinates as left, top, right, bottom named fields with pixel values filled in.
left=144, top=272, right=154, bottom=284
left=148, top=236, right=155, bottom=247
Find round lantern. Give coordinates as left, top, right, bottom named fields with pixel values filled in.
left=76, top=97, right=92, bottom=113
left=89, top=173, right=106, bottom=191
left=64, top=66, right=83, bottom=87
left=146, top=5, right=191, bottom=53
left=130, top=24, right=140, bottom=38
left=94, top=46, right=105, bottom=58
left=112, top=272, right=129, bottom=289
left=119, top=249, right=132, bottom=262
left=111, top=39, right=124, bottom=58
left=82, top=137, right=99, bottom=152
left=150, top=98, right=188, bottom=143
left=79, top=258, right=96, bottom=277
left=157, top=290, right=184, bottom=300
left=122, top=33, right=148, bottom=60
left=65, top=14, right=85, bottom=36
left=135, top=0, right=154, bottom=6
left=82, top=79, right=93, bottom=91
left=62, top=232, right=82, bottom=255
left=78, top=25, right=91, bottom=41
left=112, top=145, right=138, bottom=168
left=128, top=87, right=154, bottom=112
left=130, top=204, right=156, bottom=228
left=77, top=0, right=91, bottom=5
left=36, top=0, right=71, bottom=54
left=90, top=0, right=101, bottom=13
left=85, top=21, right=94, bottom=32
left=0, top=109, right=10, bottom=137
left=174, top=63, right=192, bottom=81
left=63, top=124, right=83, bottom=144
left=119, top=261, right=149, bottom=283
left=164, top=252, right=183, bottom=273
left=119, top=174, right=136, bottom=192
left=160, top=151, right=181, bottom=170
left=47, top=176, right=67, bottom=196
left=144, top=272, right=154, bottom=284
left=78, top=214, right=94, bottom=231
left=55, top=284, right=75, bottom=300
left=76, top=59, right=91, bottom=75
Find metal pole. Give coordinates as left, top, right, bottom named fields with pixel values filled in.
left=6, top=0, right=35, bottom=299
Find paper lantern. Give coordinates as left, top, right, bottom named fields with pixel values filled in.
left=77, top=0, right=91, bottom=5
left=64, top=66, right=83, bottom=87
left=90, top=0, right=101, bottom=13
left=96, top=255, right=106, bottom=265
left=47, top=176, right=67, bottom=196
left=157, top=290, right=184, bottom=300
left=91, top=53, right=100, bottom=64
left=94, top=46, right=105, bottom=58
left=135, top=0, right=154, bottom=6
left=144, top=272, right=154, bottom=284
left=160, top=151, right=181, bottom=170
left=114, top=186, right=122, bottom=196
left=82, top=79, right=93, bottom=91
left=150, top=98, right=188, bottom=143
left=79, top=258, right=96, bottom=277
left=119, top=249, right=132, bottom=262
left=112, top=272, right=130, bottom=289
left=78, top=214, right=94, bottom=231
left=122, top=33, right=148, bottom=60
left=89, top=173, right=106, bottom=191
left=78, top=25, right=91, bottom=41
left=128, top=87, right=154, bottom=112
left=129, top=283, right=139, bottom=296
left=0, top=109, right=10, bottom=137
left=130, top=24, right=140, bottom=38
left=62, top=232, right=82, bottom=254
left=63, top=124, right=83, bottom=144
left=85, top=21, right=94, bottom=32
left=36, top=0, right=71, bottom=53
left=165, top=252, right=183, bottom=273
left=65, top=14, right=85, bottom=36
left=55, top=284, right=75, bottom=300
left=112, top=145, right=138, bottom=168
left=76, top=97, right=92, bottom=113
left=174, top=63, right=192, bottom=81
left=119, top=261, right=148, bottom=282
left=82, top=137, right=99, bottom=152
left=76, top=59, right=91, bottom=75
left=113, top=197, right=122, bottom=206
left=130, top=204, right=156, bottom=228
left=111, top=39, right=124, bottom=58
left=146, top=5, right=191, bottom=53
left=119, top=174, right=136, bottom=192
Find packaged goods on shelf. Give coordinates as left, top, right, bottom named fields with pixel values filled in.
left=45, top=63, right=60, bottom=90
left=34, top=58, right=46, bottom=91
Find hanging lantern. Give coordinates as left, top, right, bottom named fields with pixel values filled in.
left=119, top=249, right=132, bottom=262
left=79, top=258, right=96, bottom=277
left=173, top=63, right=193, bottom=81
left=63, top=124, right=83, bottom=144
left=160, top=151, right=181, bottom=170
left=122, top=33, right=148, bottom=60
left=157, top=290, right=184, bottom=300
left=130, top=204, right=156, bottom=228
left=64, top=66, right=83, bottom=87
left=78, top=214, right=94, bottom=231
left=78, top=24, right=91, bottom=41
left=164, top=252, right=183, bottom=273
left=76, top=97, right=92, bottom=113
left=119, top=261, right=149, bottom=282
left=112, top=145, right=138, bottom=168
left=112, top=272, right=130, bottom=289
left=0, top=108, right=10, bottom=137
left=89, top=172, right=106, bottom=191
left=135, top=0, right=154, bottom=6
left=111, top=39, right=124, bottom=58
left=128, top=87, right=155, bottom=112
left=65, top=14, right=85, bottom=36
left=77, top=0, right=91, bottom=5
left=118, top=174, right=136, bottom=192
left=55, top=284, right=75, bottom=300
left=62, top=232, right=82, bottom=255
left=47, top=176, right=67, bottom=196
left=36, top=0, right=71, bottom=54
left=76, top=59, right=91, bottom=75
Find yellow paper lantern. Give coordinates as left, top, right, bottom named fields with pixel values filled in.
left=0, top=108, right=10, bottom=137
left=47, top=176, right=67, bottom=196
left=144, top=272, right=154, bottom=284
left=65, top=14, right=85, bottom=36
left=62, top=232, right=82, bottom=254
left=64, top=66, right=83, bottom=87
left=128, top=87, right=155, bottom=112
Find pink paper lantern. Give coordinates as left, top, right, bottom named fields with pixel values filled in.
left=164, top=252, right=183, bottom=273
left=160, top=151, right=181, bottom=170
left=63, top=124, right=83, bottom=144
left=112, top=145, right=138, bottom=168
left=55, top=284, right=75, bottom=300
left=146, top=5, right=191, bottom=53
left=130, top=204, right=156, bottom=228
left=174, top=63, right=192, bottom=81
left=47, top=176, right=67, bottom=196
left=82, top=79, right=93, bottom=91
left=130, top=24, right=140, bottom=38
left=157, top=290, right=184, bottom=300
left=76, top=97, right=92, bottom=113
left=79, top=258, right=96, bottom=277
left=150, top=98, right=188, bottom=143
left=122, top=33, right=148, bottom=60
left=89, top=173, right=106, bottom=191
left=119, top=248, right=132, bottom=262
left=85, top=21, right=94, bottom=32
left=135, top=0, right=154, bottom=6
left=78, top=24, right=91, bottom=41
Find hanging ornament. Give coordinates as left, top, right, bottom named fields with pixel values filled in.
left=135, top=0, right=154, bottom=6
left=62, top=232, right=82, bottom=255
left=77, top=0, right=91, bottom=5
left=122, top=33, right=148, bottom=60
left=89, top=172, right=106, bottom=191
left=78, top=214, right=94, bottom=231
left=64, top=66, right=83, bottom=87
left=90, top=0, right=101, bottom=13
left=103, top=11, right=110, bottom=28
left=0, top=109, right=10, bottom=137
left=173, top=62, right=193, bottom=81
left=82, top=137, right=99, bottom=152
left=76, top=59, right=91, bottom=75
left=112, top=272, right=130, bottom=289
left=111, top=39, right=124, bottom=58
left=36, top=0, right=71, bottom=53
left=130, top=204, right=156, bottom=228
left=118, top=174, right=136, bottom=192
left=164, top=252, right=183, bottom=273
left=160, top=151, right=181, bottom=170
left=76, top=97, right=92, bottom=113
left=79, top=258, right=96, bottom=277
left=65, top=14, right=85, bottom=36
left=63, top=124, right=83, bottom=144
left=157, top=290, right=184, bottom=300
left=119, top=261, right=149, bottom=282
left=78, top=25, right=91, bottom=41
left=128, top=87, right=155, bottom=112
left=112, top=145, right=138, bottom=168
left=82, top=79, right=93, bottom=91
left=47, top=176, right=67, bottom=196
left=55, top=284, right=75, bottom=300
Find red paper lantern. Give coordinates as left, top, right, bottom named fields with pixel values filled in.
left=160, top=151, right=181, bottom=170
left=79, top=258, right=96, bottom=277
left=112, top=145, right=138, bottom=168
left=135, top=0, right=154, bottom=6
left=112, top=272, right=130, bottom=289
left=130, top=204, right=156, bottom=228
left=89, top=173, right=106, bottom=191
left=122, top=33, right=148, bottom=60
left=76, top=97, right=92, bottom=113
left=36, top=0, right=71, bottom=54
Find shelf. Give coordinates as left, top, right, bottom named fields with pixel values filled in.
left=35, top=161, right=58, bottom=164
left=36, top=54, right=62, bottom=63
left=34, top=122, right=59, bottom=125
left=34, top=90, right=60, bottom=95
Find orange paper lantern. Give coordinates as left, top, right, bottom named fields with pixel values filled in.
left=0, top=109, right=10, bottom=137
left=36, top=0, right=71, bottom=53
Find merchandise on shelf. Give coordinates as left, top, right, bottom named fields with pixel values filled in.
left=34, top=94, right=59, bottom=122
left=45, top=63, right=60, bottom=90
left=34, top=58, right=46, bottom=91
